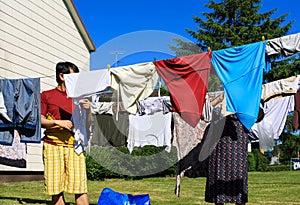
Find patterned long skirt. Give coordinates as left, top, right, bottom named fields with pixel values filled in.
left=205, top=114, right=248, bottom=204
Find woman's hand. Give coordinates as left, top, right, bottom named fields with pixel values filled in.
left=79, top=98, right=90, bottom=109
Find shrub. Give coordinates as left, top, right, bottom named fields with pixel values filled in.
left=253, top=149, right=269, bottom=171
left=248, top=152, right=256, bottom=171
left=266, top=165, right=291, bottom=172
left=85, top=145, right=177, bottom=180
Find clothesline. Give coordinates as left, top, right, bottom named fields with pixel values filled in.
left=64, top=32, right=300, bottom=153
left=205, top=32, right=300, bottom=55
left=65, top=32, right=300, bottom=122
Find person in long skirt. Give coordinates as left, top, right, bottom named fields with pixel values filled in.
left=205, top=114, right=249, bottom=205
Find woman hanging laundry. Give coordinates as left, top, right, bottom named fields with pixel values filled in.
left=205, top=107, right=264, bottom=205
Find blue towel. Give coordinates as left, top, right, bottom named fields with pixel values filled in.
left=212, top=42, right=267, bottom=130
left=97, top=187, right=151, bottom=205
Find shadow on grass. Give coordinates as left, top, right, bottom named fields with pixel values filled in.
left=0, top=196, right=51, bottom=204
left=0, top=196, right=97, bottom=205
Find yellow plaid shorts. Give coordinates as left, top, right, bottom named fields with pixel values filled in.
left=43, top=143, right=88, bottom=195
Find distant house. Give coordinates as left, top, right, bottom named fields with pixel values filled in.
left=0, top=0, right=95, bottom=179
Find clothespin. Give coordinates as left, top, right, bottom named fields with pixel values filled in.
left=207, top=46, right=212, bottom=58
left=262, top=36, right=265, bottom=41
left=107, top=64, right=110, bottom=71
left=153, top=57, right=156, bottom=63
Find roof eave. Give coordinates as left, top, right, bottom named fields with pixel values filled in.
left=63, top=0, right=96, bottom=52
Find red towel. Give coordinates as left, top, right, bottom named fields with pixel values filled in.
left=154, top=53, right=211, bottom=127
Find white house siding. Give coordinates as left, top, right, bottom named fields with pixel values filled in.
left=0, top=0, right=92, bottom=171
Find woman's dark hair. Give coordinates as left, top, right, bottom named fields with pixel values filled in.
left=56, top=62, right=79, bottom=84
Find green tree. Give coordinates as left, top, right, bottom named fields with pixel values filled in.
left=186, top=0, right=293, bottom=51
left=264, top=54, right=300, bottom=82
left=278, top=133, right=300, bottom=164
left=171, top=0, right=296, bottom=91
left=169, top=38, right=203, bottom=57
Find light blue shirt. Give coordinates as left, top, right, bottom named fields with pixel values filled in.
left=212, top=42, right=267, bottom=130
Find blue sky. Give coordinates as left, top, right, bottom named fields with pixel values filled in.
left=73, top=0, right=300, bottom=70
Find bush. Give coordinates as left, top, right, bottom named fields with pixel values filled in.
left=266, top=165, right=291, bottom=172
left=248, top=152, right=256, bottom=171
left=85, top=145, right=178, bottom=180
left=86, top=146, right=291, bottom=180
left=85, top=154, right=108, bottom=181
left=253, top=149, right=269, bottom=171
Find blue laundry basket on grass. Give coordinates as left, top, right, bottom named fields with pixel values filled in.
left=97, top=187, right=151, bottom=205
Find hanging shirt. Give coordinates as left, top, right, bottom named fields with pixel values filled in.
left=127, top=111, right=172, bottom=154
left=172, top=96, right=212, bottom=162
left=0, top=130, right=26, bottom=168
left=91, top=112, right=128, bottom=147
left=137, top=96, right=170, bottom=115
left=0, top=78, right=41, bottom=144
left=154, top=53, right=211, bottom=127
left=72, top=99, right=89, bottom=155
left=212, top=42, right=267, bottom=130
left=261, top=75, right=298, bottom=102
left=90, top=102, right=114, bottom=115
left=266, top=32, right=300, bottom=57
left=64, top=69, right=111, bottom=98
left=110, top=62, right=159, bottom=114
left=250, top=95, right=294, bottom=150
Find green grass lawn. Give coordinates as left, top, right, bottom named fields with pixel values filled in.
left=0, top=171, right=299, bottom=204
